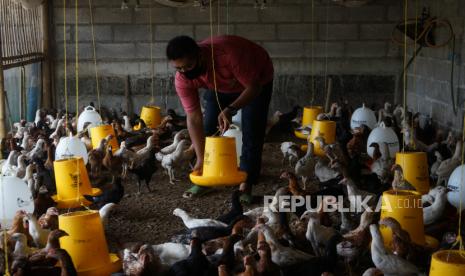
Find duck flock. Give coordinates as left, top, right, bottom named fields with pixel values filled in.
left=0, top=101, right=464, bottom=276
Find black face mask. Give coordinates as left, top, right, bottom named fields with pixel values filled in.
left=182, top=64, right=206, bottom=80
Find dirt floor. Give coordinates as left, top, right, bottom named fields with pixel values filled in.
left=105, top=142, right=286, bottom=250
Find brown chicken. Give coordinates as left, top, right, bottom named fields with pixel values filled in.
left=256, top=232, right=280, bottom=276
left=33, top=190, right=57, bottom=219
left=123, top=244, right=162, bottom=276
left=38, top=207, right=59, bottom=230
left=346, top=127, right=365, bottom=158
left=280, top=171, right=309, bottom=196
left=7, top=210, right=33, bottom=245
left=28, top=229, right=69, bottom=267
left=44, top=143, right=55, bottom=171
left=238, top=255, right=258, bottom=276
left=379, top=217, right=432, bottom=268
left=46, top=248, right=78, bottom=276
left=102, top=145, right=126, bottom=177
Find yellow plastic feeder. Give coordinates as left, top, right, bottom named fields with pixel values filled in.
left=294, top=106, right=323, bottom=139
left=305, top=120, right=336, bottom=156
left=59, top=210, right=121, bottom=275
left=52, top=157, right=101, bottom=209
left=89, top=124, right=119, bottom=153
left=430, top=250, right=465, bottom=276
left=190, top=136, right=247, bottom=186
left=395, top=152, right=430, bottom=194
left=380, top=190, right=437, bottom=248
left=140, top=106, right=162, bottom=129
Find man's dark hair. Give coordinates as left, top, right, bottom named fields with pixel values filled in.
left=166, top=36, right=200, bottom=60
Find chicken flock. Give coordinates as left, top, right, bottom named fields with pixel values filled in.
left=0, top=101, right=464, bottom=276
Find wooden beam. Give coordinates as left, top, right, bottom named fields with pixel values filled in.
left=41, top=0, right=52, bottom=109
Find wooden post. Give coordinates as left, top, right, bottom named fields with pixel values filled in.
left=324, top=77, right=333, bottom=113
left=41, top=0, right=52, bottom=109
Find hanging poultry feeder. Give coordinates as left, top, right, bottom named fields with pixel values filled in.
left=350, top=103, right=377, bottom=130
left=77, top=106, right=102, bottom=132
left=59, top=210, right=121, bottom=275
left=138, top=106, right=162, bottom=129
left=395, top=152, right=430, bottom=194
left=305, top=120, right=336, bottom=157
left=294, top=106, right=323, bottom=139
left=447, top=165, right=465, bottom=210
left=55, top=134, right=89, bottom=164
left=222, top=125, right=243, bottom=164
left=190, top=136, right=247, bottom=186
left=429, top=250, right=465, bottom=276
left=380, top=190, right=438, bottom=248
left=366, top=122, right=399, bottom=158
left=52, top=157, right=101, bottom=209
left=89, top=124, right=119, bottom=153
left=0, top=176, right=34, bottom=228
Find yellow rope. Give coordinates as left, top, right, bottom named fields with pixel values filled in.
left=310, top=0, right=315, bottom=105
left=88, top=0, right=101, bottom=111
left=149, top=2, right=155, bottom=104
left=75, top=0, right=79, bottom=116
left=402, top=0, right=407, bottom=152
left=64, top=0, right=68, bottom=128
left=209, top=0, right=224, bottom=135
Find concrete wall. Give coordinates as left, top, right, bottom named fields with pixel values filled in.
left=405, top=0, right=465, bottom=130
left=52, top=0, right=404, bottom=115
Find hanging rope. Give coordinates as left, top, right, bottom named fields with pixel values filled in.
left=217, top=0, right=220, bottom=35
left=149, top=2, right=155, bottom=104
left=310, top=0, right=315, bottom=105
left=75, top=0, right=79, bottom=116
left=64, top=0, right=69, bottom=128
left=88, top=0, right=101, bottom=111
left=402, top=0, right=408, bottom=152
left=226, top=0, right=229, bottom=35
left=209, top=0, right=224, bottom=136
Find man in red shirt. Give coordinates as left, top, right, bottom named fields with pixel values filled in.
left=166, top=35, right=274, bottom=202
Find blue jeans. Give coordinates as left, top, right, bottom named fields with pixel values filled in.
left=203, top=81, right=273, bottom=187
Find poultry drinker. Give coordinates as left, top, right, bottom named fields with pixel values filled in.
left=446, top=164, right=465, bottom=210
left=0, top=176, right=34, bottom=228
left=294, top=106, right=323, bottom=139
left=52, top=157, right=101, bottom=208
left=89, top=124, right=119, bottom=152
left=429, top=250, right=465, bottom=275
left=350, top=103, right=377, bottom=130
left=77, top=106, right=102, bottom=132
left=189, top=136, right=247, bottom=186
left=306, top=119, right=336, bottom=156
left=55, top=134, right=89, bottom=164
left=367, top=121, right=400, bottom=158
left=395, top=151, right=430, bottom=194
left=380, top=190, right=438, bottom=249
left=59, top=210, right=121, bottom=275
left=138, top=105, right=162, bottom=129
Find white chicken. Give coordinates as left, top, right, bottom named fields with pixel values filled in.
left=114, top=141, right=136, bottom=160
left=369, top=142, right=393, bottom=183
left=160, top=129, right=189, bottom=154
left=280, top=141, right=301, bottom=167
left=295, top=141, right=317, bottom=189
left=339, top=178, right=376, bottom=212
left=430, top=150, right=443, bottom=178
left=423, top=186, right=448, bottom=225
left=23, top=213, right=51, bottom=248
left=301, top=210, right=339, bottom=257
left=254, top=223, right=313, bottom=267
left=11, top=233, right=34, bottom=258
left=25, top=138, right=46, bottom=160
left=1, top=150, right=20, bottom=176
left=122, top=115, right=133, bottom=132
left=152, top=242, right=191, bottom=266
left=100, top=203, right=117, bottom=230
left=172, top=208, right=227, bottom=229
left=21, top=132, right=33, bottom=151
left=130, top=135, right=157, bottom=168
left=14, top=154, right=28, bottom=179
left=369, top=224, right=422, bottom=275
left=155, top=139, right=191, bottom=184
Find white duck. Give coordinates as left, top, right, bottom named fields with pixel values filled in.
left=255, top=223, right=313, bottom=267
left=160, top=129, right=189, bottom=154
left=423, top=186, right=448, bottom=225
left=152, top=242, right=191, bottom=266
left=172, top=208, right=227, bottom=229
left=369, top=224, right=422, bottom=275
left=23, top=213, right=51, bottom=248
left=436, top=140, right=462, bottom=186
left=295, top=141, right=317, bottom=189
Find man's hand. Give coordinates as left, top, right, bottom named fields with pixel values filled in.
left=193, top=158, right=203, bottom=173
left=218, top=108, right=233, bottom=134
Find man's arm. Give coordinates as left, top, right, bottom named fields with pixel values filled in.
left=218, top=81, right=262, bottom=132
left=186, top=107, right=205, bottom=171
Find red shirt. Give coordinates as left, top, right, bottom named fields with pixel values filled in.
left=175, top=35, right=274, bottom=113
